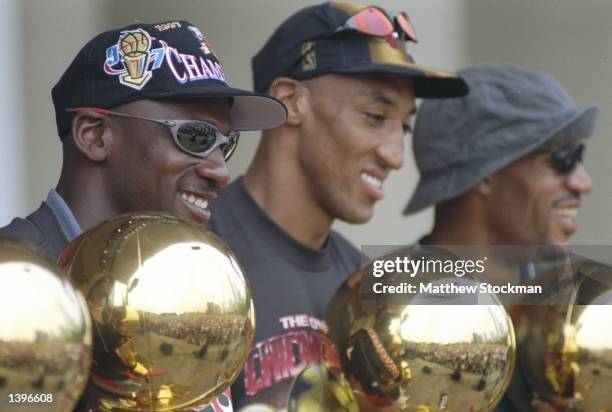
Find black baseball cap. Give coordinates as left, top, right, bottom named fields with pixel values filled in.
left=252, top=2, right=468, bottom=98
left=53, top=20, right=287, bottom=138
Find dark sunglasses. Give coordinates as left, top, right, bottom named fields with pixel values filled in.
left=67, top=107, right=239, bottom=161
left=335, top=6, right=418, bottom=43
left=551, top=143, right=585, bottom=174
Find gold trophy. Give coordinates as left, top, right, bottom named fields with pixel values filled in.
left=59, top=213, right=255, bottom=411
left=510, top=258, right=612, bottom=411
left=288, top=363, right=359, bottom=412
left=0, top=236, right=91, bottom=412
left=326, top=246, right=516, bottom=411
left=118, top=29, right=152, bottom=88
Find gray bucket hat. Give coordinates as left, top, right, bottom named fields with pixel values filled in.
left=404, top=64, right=599, bottom=215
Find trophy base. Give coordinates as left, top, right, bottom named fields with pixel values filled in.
left=120, top=71, right=152, bottom=90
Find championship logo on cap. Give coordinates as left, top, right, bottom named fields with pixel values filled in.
left=53, top=20, right=288, bottom=138
left=103, top=28, right=165, bottom=90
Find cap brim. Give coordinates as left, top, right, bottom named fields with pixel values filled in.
left=332, top=62, right=469, bottom=98
left=403, top=104, right=600, bottom=215
left=229, top=89, right=288, bottom=131
left=149, top=81, right=288, bottom=131
left=403, top=169, right=457, bottom=215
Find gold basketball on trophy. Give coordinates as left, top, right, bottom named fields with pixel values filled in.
left=327, top=246, right=516, bottom=411
left=119, top=30, right=150, bottom=57
left=0, top=236, right=91, bottom=412
left=59, top=213, right=255, bottom=411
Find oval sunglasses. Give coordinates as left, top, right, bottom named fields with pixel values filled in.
left=67, top=107, right=239, bottom=161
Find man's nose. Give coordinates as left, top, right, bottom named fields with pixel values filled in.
left=566, top=162, right=592, bottom=194
left=376, top=126, right=405, bottom=170
left=194, top=148, right=230, bottom=187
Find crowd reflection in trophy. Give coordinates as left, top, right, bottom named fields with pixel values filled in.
left=3, top=223, right=612, bottom=411
left=1, top=213, right=257, bottom=411
left=1, top=4, right=612, bottom=412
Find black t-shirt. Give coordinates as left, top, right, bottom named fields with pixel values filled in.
left=210, top=178, right=362, bottom=410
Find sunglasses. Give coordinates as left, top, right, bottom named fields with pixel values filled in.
left=67, top=107, right=239, bottom=161
left=551, top=143, right=585, bottom=174
left=335, top=6, right=418, bottom=43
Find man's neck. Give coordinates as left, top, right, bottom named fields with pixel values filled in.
left=428, top=218, right=521, bottom=285
left=56, top=176, right=115, bottom=233
left=243, top=142, right=333, bottom=249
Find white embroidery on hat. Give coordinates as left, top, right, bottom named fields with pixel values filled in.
left=103, top=28, right=227, bottom=90
left=154, top=21, right=182, bottom=32
left=160, top=40, right=226, bottom=85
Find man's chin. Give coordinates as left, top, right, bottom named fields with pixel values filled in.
left=340, top=207, right=374, bottom=224
left=166, top=210, right=211, bottom=226
left=550, top=229, right=573, bottom=250
left=542, top=235, right=572, bottom=257
left=552, top=239, right=572, bottom=253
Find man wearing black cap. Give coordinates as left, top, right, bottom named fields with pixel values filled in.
left=404, top=64, right=598, bottom=411
left=0, top=20, right=287, bottom=411
left=209, top=2, right=468, bottom=410
left=0, top=20, right=286, bottom=258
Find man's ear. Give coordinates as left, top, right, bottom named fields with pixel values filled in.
left=267, top=77, right=309, bottom=126
left=473, top=176, right=493, bottom=196
left=69, top=111, right=113, bottom=162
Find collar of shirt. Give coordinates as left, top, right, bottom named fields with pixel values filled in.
left=45, top=189, right=82, bottom=242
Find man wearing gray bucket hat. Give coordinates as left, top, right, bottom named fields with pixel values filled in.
left=406, top=64, right=599, bottom=411
left=406, top=64, right=597, bottom=249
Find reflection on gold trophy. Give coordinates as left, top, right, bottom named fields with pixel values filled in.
left=118, top=29, right=152, bottom=87
left=288, top=363, right=359, bottom=412
left=325, top=247, right=516, bottom=411
left=59, top=213, right=255, bottom=411
left=511, top=260, right=612, bottom=411
left=0, top=236, right=91, bottom=412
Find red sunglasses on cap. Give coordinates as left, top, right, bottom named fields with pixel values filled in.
left=335, top=6, right=418, bottom=44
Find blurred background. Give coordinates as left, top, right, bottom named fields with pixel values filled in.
left=1, top=0, right=611, bottom=246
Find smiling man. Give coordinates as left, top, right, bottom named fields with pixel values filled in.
left=208, top=2, right=468, bottom=410
left=405, top=64, right=597, bottom=250
left=403, top=64, right=599, bottom=412
left=0, top=20, right=287, bottom=412
left=0, top=21, right=286, bottom=261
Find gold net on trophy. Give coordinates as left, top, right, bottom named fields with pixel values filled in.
left=59, top=213, right=255, bottom=411
left=0, top=236, right=91, bottom=412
